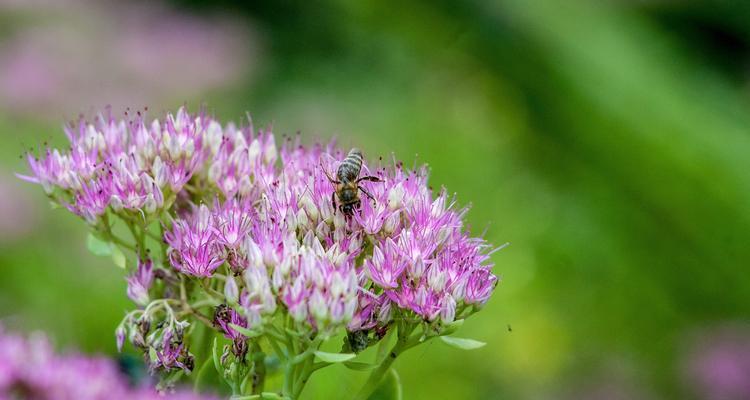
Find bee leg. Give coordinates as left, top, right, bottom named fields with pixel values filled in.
left=357, top=176, right=383, bottom=183
left=359, top=186, right=376, bottom=204
left=331, top=192, right=337, bottom=214
left=320, top=162, right=340, bottom=184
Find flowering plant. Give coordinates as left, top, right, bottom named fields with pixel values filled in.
left=19, top=107, right=500, bottom=399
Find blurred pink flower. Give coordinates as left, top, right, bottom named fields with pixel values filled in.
left=684, top=323, right=750, bottom=400
left=0, top=325, right=214, bottom=399
left=0, top=0, right=258, bottom=117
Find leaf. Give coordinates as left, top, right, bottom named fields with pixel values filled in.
left=343, top=361, right=378, bottom=371
left=440, top=319, right=465, bottom=336
left=111, top=246, right=127, bottom=269
left=228, top=323, right=262, bottom=338
left=313, top=351, right=356, bottom=363
left=284, top=327, right=304, bottom=337
left=439, top=336, right=486, bottom=350
left=86, top=233, right=112, bottom=256
left=148, top=347, right=158, bottom=363
left=211, top=337, right=222, bottom=374
left=368, top=368, right=402, bottom=400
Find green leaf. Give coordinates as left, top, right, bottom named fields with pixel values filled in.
left=443, top=319, right=464, bottom=330
left=343, top=361, right=378, bottom=371
left=368, top=368, right=402, bottom=400
left=313, top=351, right=356, bottom=363
left=284, top=327, right=304, bottom=337
left=212, top=337, right=222, bottom=374
left=228, top=323, right=262, bottom=338
left=111, top=246, right=127, bottom=269
left=87, top=233, right=113, bottom=256
left=148, top=347, right=158, bottom=363
left=439, top=336, right=486, bottom=350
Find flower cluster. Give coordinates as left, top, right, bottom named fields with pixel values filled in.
left=0, top=326, right=213, bottom=400
left=20, top=107, right=501, bottom=399
left=18, top=107, right=212, bottom=224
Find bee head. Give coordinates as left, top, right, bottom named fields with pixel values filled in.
left=341, top=203, right=355, bottom=215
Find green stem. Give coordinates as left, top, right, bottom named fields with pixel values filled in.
left=124, top=218, right=147, bottom=258
left=282, top=362, right=294, bottom=398
left=353, top=325, right=417, bottom=400
left=292, top=356, right=315, bottom=399
left=251, top=342, right=266, bottom=395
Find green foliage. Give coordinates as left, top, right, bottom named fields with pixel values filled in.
left=86, top=233, right=113, bottom=256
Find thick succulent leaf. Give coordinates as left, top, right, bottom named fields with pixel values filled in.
left=86, top=233, right=113, bottom=256
left=111, top=246, right=127, bottom=269
left=343, top=361, right=378, bottom=371
left=439, top=336, right=486, bottom=350
left=313, top=351, right=356, bottom=363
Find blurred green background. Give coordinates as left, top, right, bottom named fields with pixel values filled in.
left=2, top=0, right=750, bottom=398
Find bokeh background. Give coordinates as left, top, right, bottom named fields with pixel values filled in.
left=2, top=0, right=750, bottom=399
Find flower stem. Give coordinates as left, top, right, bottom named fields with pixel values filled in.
left=251, top=342, right=266, bottom=395
left=353, top=324, right=416, bottom=400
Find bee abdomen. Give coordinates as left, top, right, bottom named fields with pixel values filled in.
left=337, top=148, right=363, bottom=182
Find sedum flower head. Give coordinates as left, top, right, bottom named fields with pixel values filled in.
left=19, top=107, right=502, bottom=394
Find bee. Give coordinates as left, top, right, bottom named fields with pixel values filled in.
left=323, top=148, right=383, bottom=216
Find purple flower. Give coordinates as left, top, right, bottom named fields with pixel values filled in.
left=684, top=324, right=750, bottom=400
left=213, top=304, right=248, bottom=342
left=0, top=326, right=213, bottom=399
left=152, top=329, right=193, bottom=373
left=366, top=238, right=406, bottom=289
left=126, top=258, right=154, bottom=306
left=165, top=204, right=226, bottom=277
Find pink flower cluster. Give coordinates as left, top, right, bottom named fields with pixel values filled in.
left=18, top=107, right=215, bottom=224
left=20, top=106, right=499, bottom=339
left=0, top=326, right=212, bottom=400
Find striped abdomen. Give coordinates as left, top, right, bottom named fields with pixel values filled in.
left=337, top=148, right=363, bottom=183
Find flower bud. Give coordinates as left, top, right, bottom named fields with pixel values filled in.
left=300, top=193, right=319, bottom=222
left=263, top=141, right=277, bottom=164
left=378, top=300, right=392, bottom=324
left=110, top=194, right=123, bottom=212
left=247, top=139, right=261, bottom=162
left=224, top=277, right=239, bottom=304
left=388, top=184, right=405, bottom=211
left=309, top=290, right=328, bottom=322
left=383, top=212, right=400, bottom=235
left=205, top=121, right=223, bottom=154
left=427, top=266, right=447, bottom=292
left=143, top=193, right=157, bottom=214
left=439, top=293, right=456, bottom=324
left=152, top=156, right=168, bottom=188
left=115, top=325, right=126, bottom=352
left=295, top=208, right=309, bottom=230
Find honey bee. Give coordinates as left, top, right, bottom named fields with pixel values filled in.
left=323, top=148, right=383, bottom=216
